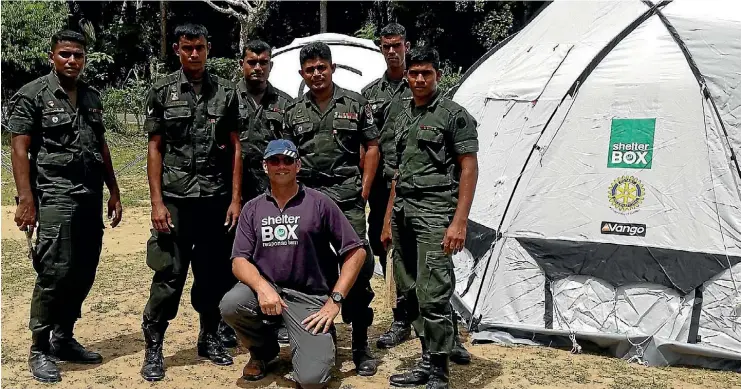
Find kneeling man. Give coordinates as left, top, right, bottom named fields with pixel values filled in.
left=220, top=139, right=366, bottom=389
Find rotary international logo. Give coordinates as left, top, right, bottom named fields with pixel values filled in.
left=608, top=176, right=645, bottom=214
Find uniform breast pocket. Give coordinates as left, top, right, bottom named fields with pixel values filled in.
left=163, top=102, right=191, bottom=140
left=40, top=111, right=76, bottom=149
left=332, top=118, right=359, bottom=154
left=263, top=111, right=284, bottom=136
left=416, top=127, right=446, bottom=165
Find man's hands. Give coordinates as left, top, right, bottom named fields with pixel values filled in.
left=14, top=196, right=36, bottom=233
left=302, top=299, right=340, bottom=335
left=224, top=200, right=240, bottom=232
left=151, top=200, right=173, bottom=232
left=442, top=219, right=467, bottom=255
left=108, top=192, right=123, bottom=228
left=257, top=281, right=288, bottom=316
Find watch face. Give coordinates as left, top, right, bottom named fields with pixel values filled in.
left=332, top=292, right=342, bottom=302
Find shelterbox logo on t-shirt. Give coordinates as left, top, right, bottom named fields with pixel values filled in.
left=261, top=214, right=300, bottom=247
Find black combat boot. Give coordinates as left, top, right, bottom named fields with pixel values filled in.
left=197, top=329, right=233, bottom=366
left=389, top=337, right=431, bottom=387
left=29, top=328, right=61, bottom=384
left=450, top=322, right=471, bottom=365
left=376, top=320, right=412, bottom=349
left=50, top=323, right=102, bottom=364
left=352, top=325, right=378, bottom=376
left=426, top=353, right=450, bottom=389
left=218, top=320, right=238, bottom=348
left=140, top=321, right=167, bottom=382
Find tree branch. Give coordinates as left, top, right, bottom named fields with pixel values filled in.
left=202, top=0, right=241, bottom=19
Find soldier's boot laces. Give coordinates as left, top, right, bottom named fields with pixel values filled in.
left=141, top=322, right=166, bottom=381
left=218, top=320, right=238, bottom=348
left=29, top=351, right=61, bottom=384
left=426, top=354, right=450, bottom=389
left=197, top=332, right=233, bottom=366
left=389, top=350, right=431, bottom=387
left=376, top=320, right=412, bottom=349
left=50, top=337, right=103, bottom=364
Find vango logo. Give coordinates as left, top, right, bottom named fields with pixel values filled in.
left=600, top=221, right=646, bottom=237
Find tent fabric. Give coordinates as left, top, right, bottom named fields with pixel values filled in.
left=452, top=0, right=741, bottom=370
left=268, top=33, right=386, bottom=98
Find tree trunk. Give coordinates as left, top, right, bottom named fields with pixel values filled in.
left=160, top=0, right=167, bottom=60
left=239, top=18, right=250, bottom=54
left=320, top=0, right=327, bottom=33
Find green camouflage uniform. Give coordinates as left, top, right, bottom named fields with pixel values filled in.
left=142, top=69, right=239, bottom=335
left=391, top=90, right=478, bottom=354
left=7, top=72, right=107, bottom=351
left=236, top=80, right=292, bottom=201
left=362, top=73, right=413, bottom=322
left=282, top=83, right=378, bottom=338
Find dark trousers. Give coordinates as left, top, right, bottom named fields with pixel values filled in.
left=220, top=283, right=334, bottom=389
left=392, top=207, right=455, bottom=354
left=29, top=192, right=104, bottom=351
left=333, top=195, right=375, bottom=341
left=367, top=178, right=408, bottom=323
left=142, top=196, right=236, bottom=334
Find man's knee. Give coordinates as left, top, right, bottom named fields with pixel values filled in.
left=294, top=360, right=333, bottom=389
left=219, top=285, right=259, bottom=325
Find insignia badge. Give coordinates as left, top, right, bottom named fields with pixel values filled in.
left=47, top=101, right=54, bottom=107
left=608, top=176, right=645, bottom=214
left=52, top=116, right=59, bottom=123
left=365, top=104, right=373, bottom=119
left=170, top=92, right=179, bottom=101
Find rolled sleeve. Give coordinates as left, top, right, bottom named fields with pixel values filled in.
left=450, top=110, right=479, bottom=155
left=359, top=102, right=380, bottom=143
left=143, top=87, right=164, bottom=135
left=231, top=202, right=257, bottom=261
left=7, top=94, right=37, bottom=135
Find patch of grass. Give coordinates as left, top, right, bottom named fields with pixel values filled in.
left=1, top=132, right=151, bottom=207
left=90, top=300, right=119, bottom=314
left=1, top=239, right=36, bottom=296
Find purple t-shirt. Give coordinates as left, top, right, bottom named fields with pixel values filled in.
left=231, top=185, right=364, bottom=295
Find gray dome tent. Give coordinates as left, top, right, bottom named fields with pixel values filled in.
left=452, top=0, right=741, bottom=370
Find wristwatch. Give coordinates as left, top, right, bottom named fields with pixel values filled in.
left=330, top=291, right=344, bottom=305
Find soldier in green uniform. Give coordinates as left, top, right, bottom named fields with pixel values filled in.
left=237, top=40, right=293, bottom=203
left=235, top=39, right=293, bottom=344
left=8, top=30, right=123, bottom=384
left=139, top=24, right=242, bottom=382
left=282, top=41, right=380, bottom=377
left=383, top=47, right=479, bottom=389
left=365, top=23, right=471, bottom=364
left=361, top=22, right=414, bottom=350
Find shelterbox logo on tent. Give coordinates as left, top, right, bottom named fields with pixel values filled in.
left=607, top=118, right=656, bottom=169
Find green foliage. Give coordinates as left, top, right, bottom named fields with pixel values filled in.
left=85, top=52, right=115, bottom=84
left=101, top=76, right=148, bottom=134
left=354, top=20, right=377, bottom=42
left=473, top=3, right=515, bottom=49
left=206, top=57, right=241, bottom=82
left=1, top=1, right=68, bottom=72
left=440, top=62, right=463, bottom=96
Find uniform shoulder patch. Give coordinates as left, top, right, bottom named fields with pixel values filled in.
left=364, top=103, right=373, bottom=120
left=456, top=115, right=468, bottom=129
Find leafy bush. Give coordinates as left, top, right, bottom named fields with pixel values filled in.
left=440, top=62, right=463, bottom=96
left=206, top=57, right=241, bottom=82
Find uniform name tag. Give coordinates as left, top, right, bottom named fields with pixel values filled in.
left=42, top=108, right=65, bottom=114
left=88, top=108, right=103, bottom=114
left=335, top=112, right=358, bottom=120
left=420, top=125, right=438, bottom=131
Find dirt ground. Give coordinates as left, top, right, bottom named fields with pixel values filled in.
left=2, top=205, right=741, bottom=389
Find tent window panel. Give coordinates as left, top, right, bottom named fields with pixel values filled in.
left=487, top=44, right=573, bottom=102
